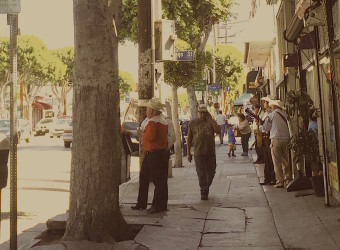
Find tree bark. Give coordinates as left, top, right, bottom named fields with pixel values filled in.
left=171, top=85, right=182, bottom=167
left=187, top=85, right=198, bottom=120
left=63, top=0, right=132, bottom=243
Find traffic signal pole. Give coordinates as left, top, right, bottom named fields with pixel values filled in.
left=8, top=13, right=18, bottom=250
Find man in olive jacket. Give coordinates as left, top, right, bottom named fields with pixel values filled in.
left=187, top=104, right=220, bottom=200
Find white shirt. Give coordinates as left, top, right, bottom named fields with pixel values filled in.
left=215, top=114, right=226, bottom=126
left=261, top=109, right=290, bottom=140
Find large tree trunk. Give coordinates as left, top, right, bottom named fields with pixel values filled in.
left=63, top=0, right=132, bottom=243
left=187, top=85, right=198, bottom=120
left=0, top=86, right=5, bottom=119
left=171, top=85, right=182, bottom=167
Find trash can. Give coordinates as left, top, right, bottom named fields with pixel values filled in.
left=0, top=133, right=10, bottom=189
left=120, top=133, right=138, bottom=184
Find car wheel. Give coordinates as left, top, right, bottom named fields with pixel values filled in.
left=64, top=142, right=71, bottom=148
left=25, top=138, right=30, bottom=143
left=57, top=136, right=61, bottom=138
left=50, top=135, right=54, bottom=138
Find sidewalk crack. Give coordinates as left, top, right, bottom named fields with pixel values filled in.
left=197, top=208, right=210, bottom=249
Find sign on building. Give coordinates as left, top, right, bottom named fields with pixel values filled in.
left=0, top=0, right=21, bottom=14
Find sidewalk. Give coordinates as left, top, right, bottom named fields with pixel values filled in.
left=2, top=142, right=340, bottom=250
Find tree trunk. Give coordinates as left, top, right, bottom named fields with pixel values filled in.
left=27, top=101, right=33, bottom=131
left=171, top=85, right=182, bottom=168
left=187, top=85, right=198, bottom=120
left=63, top=0, right=132, bottom=243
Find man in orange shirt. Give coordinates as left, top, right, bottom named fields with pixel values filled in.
left=131, top=98, right=169, bottom=214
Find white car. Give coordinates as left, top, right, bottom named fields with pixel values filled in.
left=63, top=121, right=73, bottom=148
left=34, top=118, right=54, bottom=136
left=50, top=119, right=72, bottom=138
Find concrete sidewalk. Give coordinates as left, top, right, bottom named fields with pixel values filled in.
left=2, top=142, right=340, bottom=250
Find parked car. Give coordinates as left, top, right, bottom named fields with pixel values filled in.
left=35, top=118, right=54, bottom=136
left=63, top=121, right=73, bottom=148
left=0, top=119, right=10, bottom=139
left=50, top=118, right=72, bottom=138
left=121, top=121, right=139, bottom=142
left=0, top=119, right=31, bottom=143
left=18, top=119, right=31, bottom=143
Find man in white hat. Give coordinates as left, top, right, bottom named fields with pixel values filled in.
left=186, top=104, right=220, bottom=200
left=258, top=95, right=276, bottom=185
left=261, top=99, right=291, bottom=188
left=0, top=133, right=10, bottom=189
left=131, top=98, right=170, bottom=214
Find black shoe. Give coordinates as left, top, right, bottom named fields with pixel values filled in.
left=260, top=181, right=270, bottom=185
left=146, top=206, right=166, bottom=214
left=131, top=204, right=146, bottom=210
left=201, top=194, right=208, bottom=200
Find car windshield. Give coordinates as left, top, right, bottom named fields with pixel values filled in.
left=57, top=119, right=71, bottom=125
left=41, top=119, right=53, bottom=124
left=0, top=120, right=10, bottom=128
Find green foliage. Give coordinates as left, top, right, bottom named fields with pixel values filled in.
left=120, top=0, right=138, bottom=43
left=164, top=39, right=210, bottom=88
left=53, top=47, right=74, bottom=83
left=285, top=90, right=314, bottom=122
left=287, top=129, right=319, bottom=162
left=214, top=44, right=243, bottom=99
left=119, top=71, right=136, bottom=99
left=177, top=92, right=189, bottom=108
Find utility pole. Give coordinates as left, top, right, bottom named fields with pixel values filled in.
left=212, top=24, right=219, bottom=115
left=137, top=0, right=154, bottom=122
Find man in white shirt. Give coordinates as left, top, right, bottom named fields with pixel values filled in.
left=215, top=110, right=226, bottom=144
left=261, top=100, right=291, bottom=188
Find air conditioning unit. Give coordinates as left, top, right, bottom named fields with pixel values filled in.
left=155, top=20, right=176, bottom=62
left=304, top=5, right=326, bottom=27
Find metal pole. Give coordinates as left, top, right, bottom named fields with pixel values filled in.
left=9, top=13, right=18, bottom=250
left=314, top=26, right=330, bottom=206
left=212, top=25, right=218, bottom=114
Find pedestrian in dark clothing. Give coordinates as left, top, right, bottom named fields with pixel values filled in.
left=258, top=96, right=276, bottom=185
left=187, top=104, right=220, bottom=200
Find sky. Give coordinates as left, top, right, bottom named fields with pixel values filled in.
left=0, top=0, right=251, bottom=82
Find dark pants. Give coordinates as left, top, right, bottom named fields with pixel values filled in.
left=0, top=149, right=9, bottom=189
left=255, top=137, right=264, bottom=162
left=241, top=133, right=251, bottom=153
left=219, top=125, right=226, bottom=144
left=194, top=155, right=216, bottom=195
left=137, top=150, right=168, bottom=209
left=262, top=137, right=275, bottom=183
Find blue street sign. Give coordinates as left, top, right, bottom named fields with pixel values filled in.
left=175, top=50, right=194, bottom=61
left=208, top=85, right=221, bottom=92
left=225, top=86, right=230, bottom=92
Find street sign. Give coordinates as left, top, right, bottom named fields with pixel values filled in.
left=0, top=0, right=21, bottom=14
left=225, top=86, right=230, bottom=92
left=208, top=85, right=221, bottom=92
left=195, top=80, right=206, bottom=91
left=175, top=50, right=194, bottom=61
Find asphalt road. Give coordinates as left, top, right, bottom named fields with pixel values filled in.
left=0, top=134, right=140, bottom=244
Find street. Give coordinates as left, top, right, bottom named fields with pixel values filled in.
left=0, top=134, right=140, bottom=245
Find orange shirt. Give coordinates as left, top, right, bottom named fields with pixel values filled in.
left=143, top=115, right=168, bottom=152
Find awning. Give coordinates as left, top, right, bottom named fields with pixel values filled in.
left=233, top=92, right=253, bottom=107
left=284, top=0, right=312, bottom=42
left=246, top=71, right=258, bottom=94
left=32, top=101, right=53, bottom=110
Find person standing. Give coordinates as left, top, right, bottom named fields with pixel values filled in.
left=226, top=124, right=236, bottom=157
left=215, top=110, right=226, bottom=144
left=237, top=113, right=251, bottom=156
left=0, top=133, right=10, bottom=189
left=262, top=100, right=291, bottom=188
left=187, top=104, right=220, bottom=200
left=259, top=96, right=276, bottom=185
left=131, top=98, right=169, bottom=214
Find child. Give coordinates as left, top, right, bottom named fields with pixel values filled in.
left=226, top=124, right=236, bottom=157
